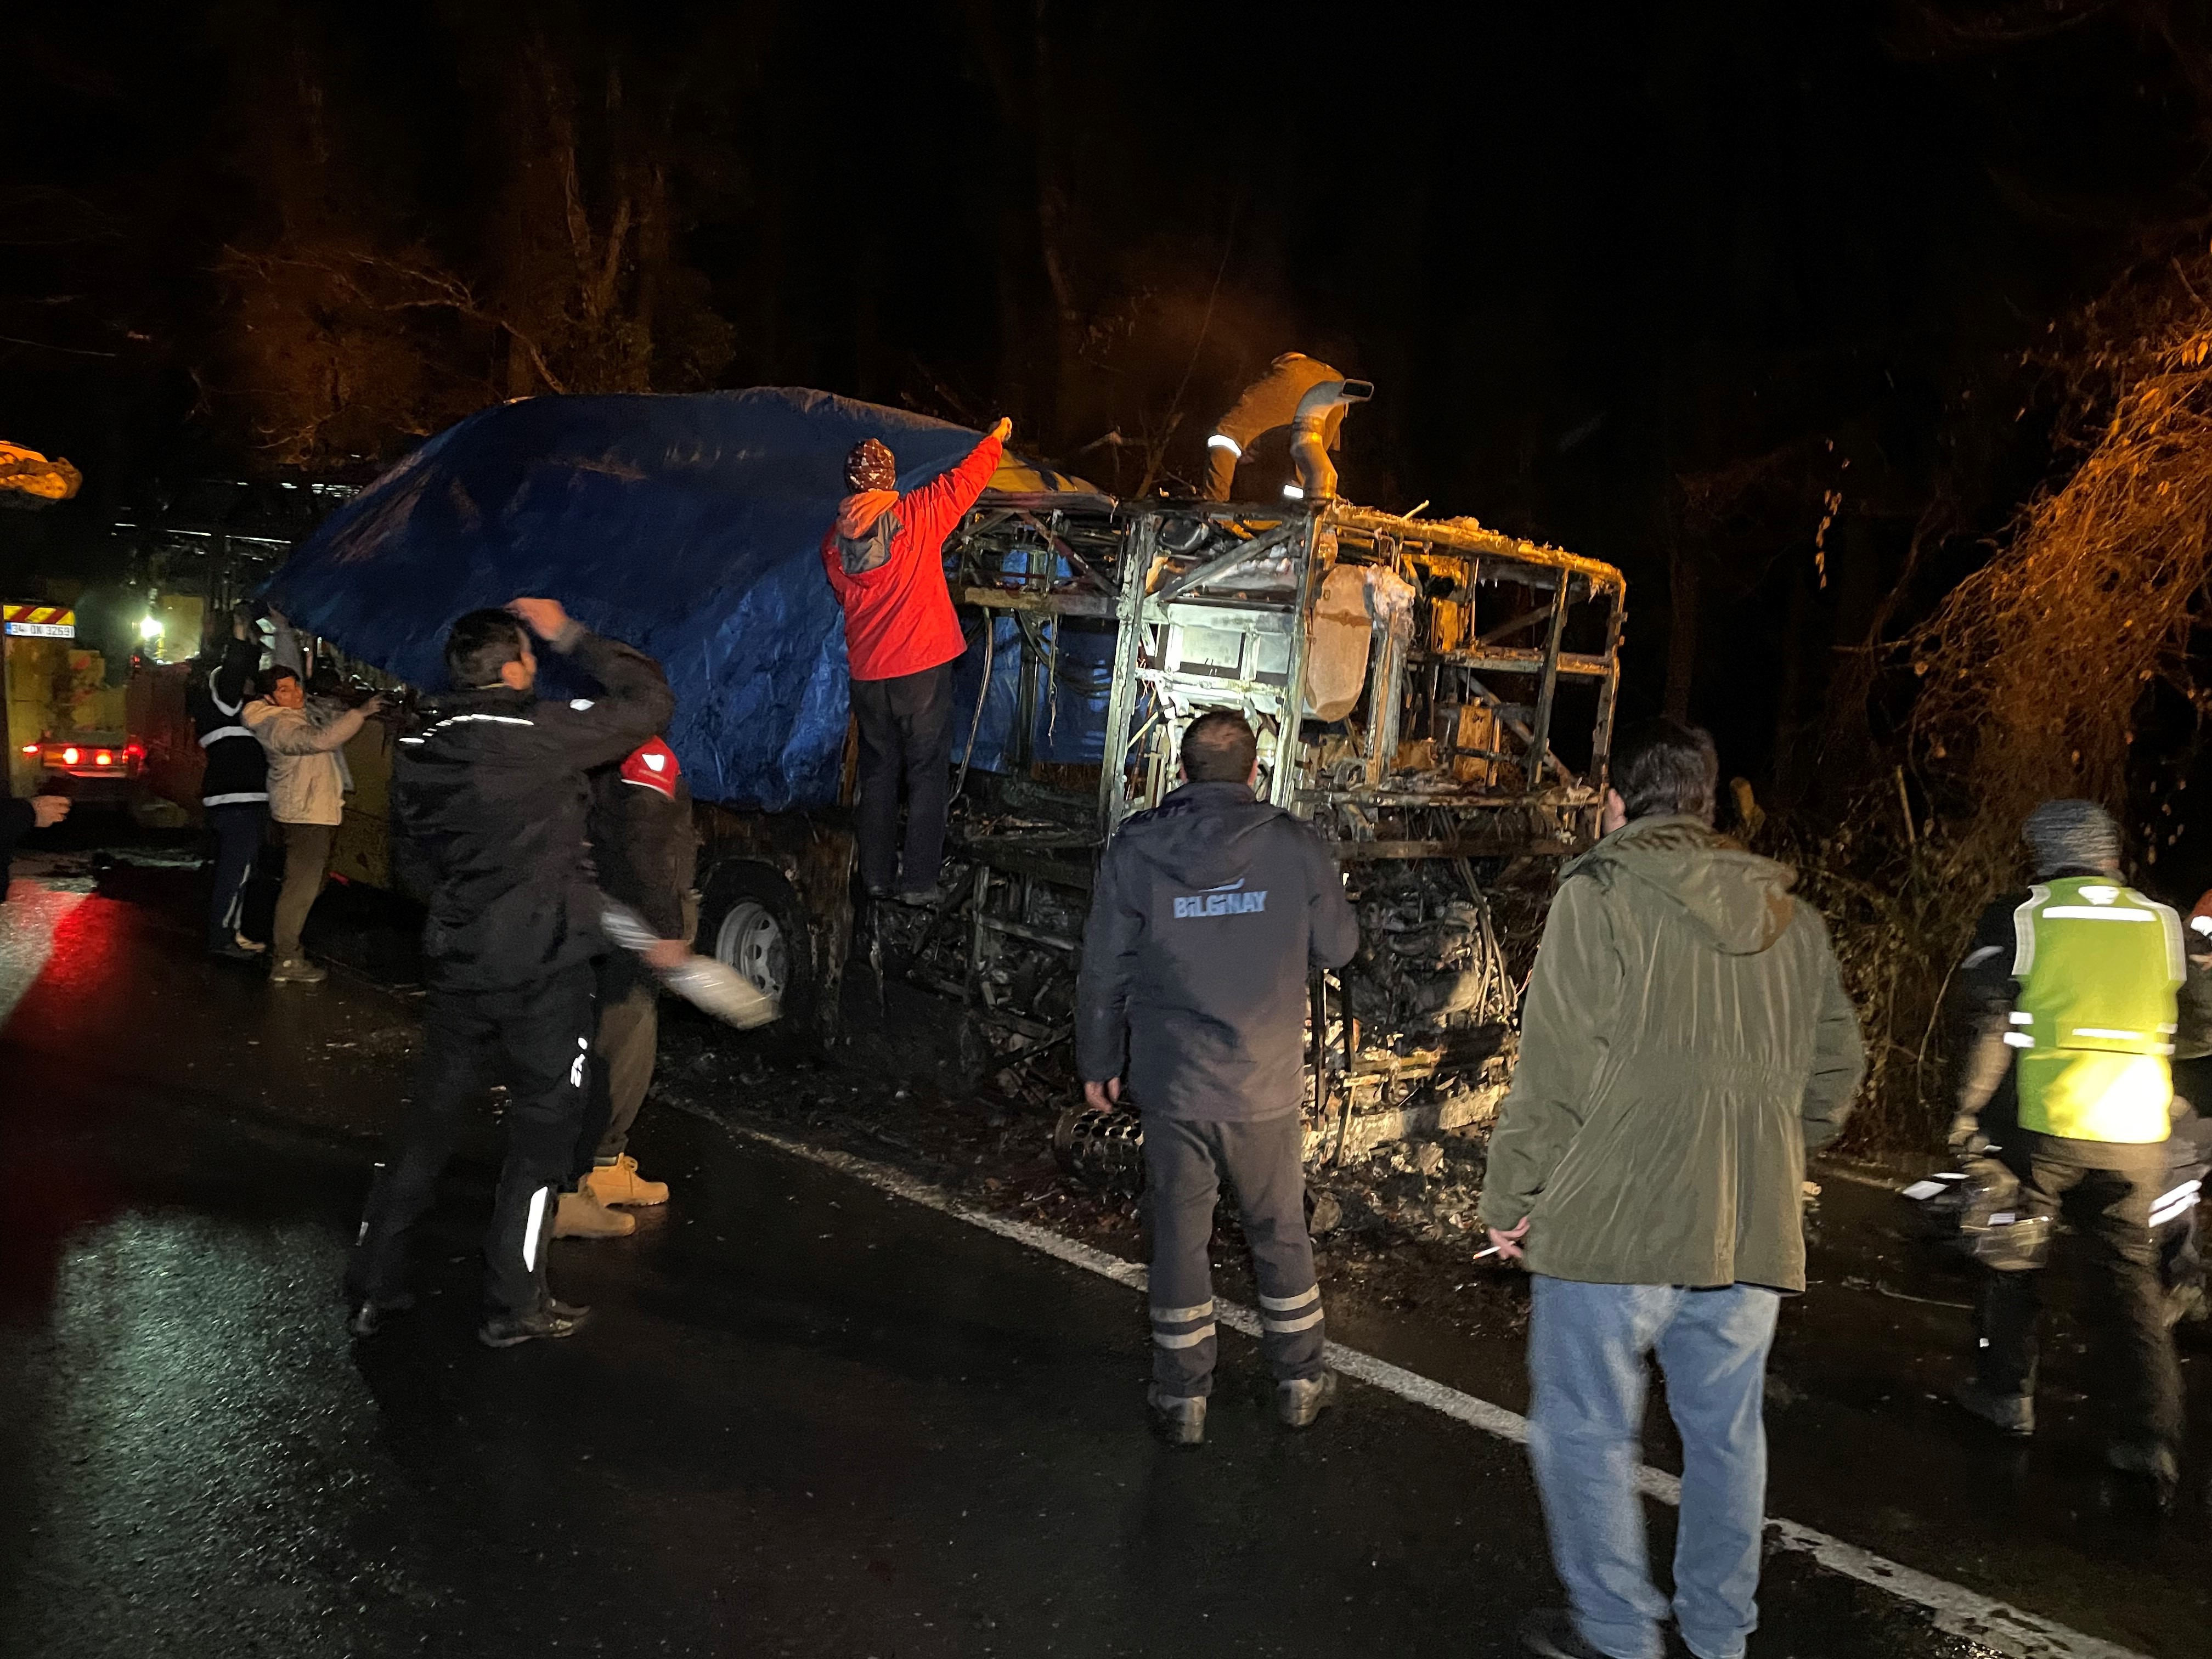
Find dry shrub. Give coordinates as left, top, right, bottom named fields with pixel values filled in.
left=1766, top=802, right=2010, bottom=1153
left=1908, top=250, right=2212, bottom=836
left=1787, top=249, right=2212, bottom=1150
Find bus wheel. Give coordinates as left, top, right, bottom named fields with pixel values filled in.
left=698, top=860, right=815, bottom=1043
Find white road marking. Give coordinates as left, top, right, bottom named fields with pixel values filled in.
left=712, top=1113, right=2154, bottom=1659
left=0, top=879, right=87, bottom=1027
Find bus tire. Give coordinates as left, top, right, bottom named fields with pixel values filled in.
left=696, top=859, right=817, bottom=1048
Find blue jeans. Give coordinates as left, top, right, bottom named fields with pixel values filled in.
left=1527, top=1277, right=1781, bottom=1659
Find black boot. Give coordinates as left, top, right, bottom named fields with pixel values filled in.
left=345, top=1291, right=416, bottom=1339
left=478, top=1300, right=592, bottom=1349
left=2106, top=1440, right=2181, bottom=1509
left=1953, top=1378, right=2034, bottom=1437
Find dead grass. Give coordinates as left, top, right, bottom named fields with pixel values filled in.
left=1908, top=250, right=2212, bottom=839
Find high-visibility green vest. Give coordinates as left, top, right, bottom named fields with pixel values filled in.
left=2008, top=876, right=2183, bottom=1143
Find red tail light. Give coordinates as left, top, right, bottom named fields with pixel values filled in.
left=18, top=743, right=34, bottom=755
left=125, top=742, right=145, bottom=763
left=60, top=747, right=79, bottom=765
left=93, top=749, right=112, bottom=766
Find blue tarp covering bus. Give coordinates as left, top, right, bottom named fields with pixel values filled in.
left=264, top=387, right=1105, bottom=810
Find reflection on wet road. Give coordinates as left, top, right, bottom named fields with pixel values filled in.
left=0, top=879, right=81, bottom=1023
left=0, top=859, right=2202, bottom=1657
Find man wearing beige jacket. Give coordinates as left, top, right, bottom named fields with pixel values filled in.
left=245, top=667, right=383, bottom=984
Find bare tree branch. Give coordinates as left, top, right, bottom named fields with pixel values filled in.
left=221, top=245, right=571, bottom=394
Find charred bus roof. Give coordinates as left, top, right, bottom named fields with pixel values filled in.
left=951, top=490, right=1627, bottom=856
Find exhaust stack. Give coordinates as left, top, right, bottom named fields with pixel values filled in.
left=1289, top=379, right=1373, bottom=501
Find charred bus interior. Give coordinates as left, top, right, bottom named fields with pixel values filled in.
left=876, top=488, right=1627, bottom=1164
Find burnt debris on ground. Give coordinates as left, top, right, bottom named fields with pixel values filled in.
left=648, top=976, right=1536, bottom=1333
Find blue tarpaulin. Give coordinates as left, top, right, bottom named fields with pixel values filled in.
left=950, top=611, right=1116, bottom=772
left=264, top=388, right=992, bottom=810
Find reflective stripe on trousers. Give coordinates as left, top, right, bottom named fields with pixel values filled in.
left=1150, top=1297, right=1217, bottom=1350
left=1259, top=1285, right=1324, bottom=1334
left=1141, top=1111, right=1326, bottom=1397
left=346, top=963, right=595, bottom=1317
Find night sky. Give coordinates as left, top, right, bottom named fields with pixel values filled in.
left=6, top=1, right=2208, bottom=804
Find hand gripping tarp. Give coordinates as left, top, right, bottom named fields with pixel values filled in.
left=263, top=388, right=989, bottom=810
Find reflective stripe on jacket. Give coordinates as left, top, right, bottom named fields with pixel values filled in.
left=392, top=630, right=674, bottom=994
left=2010, top=877, right=2183, bottom=1143
left=186, top=637, right=269, bottom=806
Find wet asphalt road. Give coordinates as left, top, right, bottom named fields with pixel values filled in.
left=0, top=843, right=2204, bottom=1657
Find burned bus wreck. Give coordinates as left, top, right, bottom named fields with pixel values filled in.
left=870, top=483, right=1627, bottom=1164
left=247, top=384, right=1626, bottom=1167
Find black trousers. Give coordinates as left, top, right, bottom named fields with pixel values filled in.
left=850, top=661, right=955, bottom=895
left=205, top=802, right=265, bottom=949
left=1973, top=1129, right=2185, bottom=1449
left=349, top=962, right=596, bottom=1317
left=1142, top=1112, right=1326, bottom=1398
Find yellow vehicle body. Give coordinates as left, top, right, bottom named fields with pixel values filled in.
left=331, top=719, right=399, bottom=890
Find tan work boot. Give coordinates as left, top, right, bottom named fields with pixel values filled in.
left=269, top=956, right=328, bottom=985
left=1277, top=1371, right=1338, bottom=1429
left=1147, top=1385, right=1206, bottom=1447
left=554, top=1188, right=636, bottom=1239
left=584, top=1154, right=669, bottom=1207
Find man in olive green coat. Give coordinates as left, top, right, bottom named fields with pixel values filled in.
left=1479, top=718, right=1863, bottom=1659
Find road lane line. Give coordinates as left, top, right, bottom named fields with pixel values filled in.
left=708, top=1113, right=2154, bottom=1659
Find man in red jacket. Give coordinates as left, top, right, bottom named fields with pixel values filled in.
left=822, top=416, right=1009, bottom=903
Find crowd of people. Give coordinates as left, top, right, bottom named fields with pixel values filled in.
left=5, top=415, right=2195, bottom=1659
left=156, top=591, right=709, bottom=1336
left=1074, top=714, right=2200, bottom=1659
left=347, top=597, right=685, bottom=1342
left=862, top=415, right=2196, bottom=1659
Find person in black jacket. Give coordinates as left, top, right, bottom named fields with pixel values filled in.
left=345, top=597, right=674, bottom=1348
left=185, top=606, right=270, bottom=958
left=554, top=735, right=699, bottom=1239
left=1076, top=710, right=1360, bottom=1444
